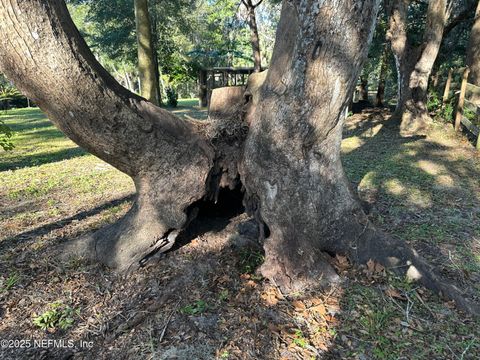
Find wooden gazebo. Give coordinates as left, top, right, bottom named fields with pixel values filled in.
left=198, top=67, right=262, bottom=107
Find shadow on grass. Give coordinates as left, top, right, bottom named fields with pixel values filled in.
left=0, top=194, right=134, bottom=253
left=6, top=118, right=52, bottom=132
left=0, top=146, right=88, bottom=171
left=341, top=110, right=480, bottom=292
left=16, top=127, right=73, bottom=140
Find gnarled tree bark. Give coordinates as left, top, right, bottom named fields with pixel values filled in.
left=240, top=2, right=477, bottom=315
left=0, top=0, right=478, bottom=314
left=387, top=0, right=447, bottom=135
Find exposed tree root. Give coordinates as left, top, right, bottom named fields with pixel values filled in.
left=255, top=204, right=480, bottom=316
left=59, top=197, right=181, bottom=273
left=349, top=223, right=480, bottom=315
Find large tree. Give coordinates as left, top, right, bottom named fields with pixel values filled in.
left=466, top=1, right=480, bottom=85
left=0, top=0, right=477, bottom=314
left=387, top=0, right=447, bottom=135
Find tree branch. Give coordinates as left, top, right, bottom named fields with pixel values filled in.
left=253, top=0, right=264, bottom=9
left=0, top=0, right=212, bottom=177
left=443, top=0, right=477, bottom=37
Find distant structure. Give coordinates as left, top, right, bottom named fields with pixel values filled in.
left=198, top=67, right=264, bottom=107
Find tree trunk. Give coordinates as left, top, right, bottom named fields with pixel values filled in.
left=359, top=75, right=369, bottom=101
left=150, top=4, right=163, bottom=105
left=375, top=44, right=389, bottom=107
left=387, top=0, right=447, bottom=135
left=0, top=0, right=478, bottom=314
left=244, top=0, right=262, bottom=72
left=466, top=1, right=480, bottom=87
left=134, top=0, right=160, bottom=105
left=241, top=1, right=410, bottom=292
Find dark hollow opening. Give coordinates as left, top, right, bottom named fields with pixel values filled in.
left=171, top=184, right=246, bottom=251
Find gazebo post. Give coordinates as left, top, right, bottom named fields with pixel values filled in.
left=198, top=69, right=208, bottom=107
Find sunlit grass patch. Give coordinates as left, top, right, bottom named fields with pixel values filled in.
left=0, top=108, right=134, bottom=242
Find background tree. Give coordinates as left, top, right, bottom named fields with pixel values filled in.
left=431, top=0, right=478, bottom=77
left=375, top=42, right=393, bottom=107
left=387, top=0, right=447, bottom=135
left=356, top=4, right=397, bottom=108
left=134, top=0, right=161, bottom=105
left=466, top=1, right=480, bottom=85
left=67, top=0, right=139, bottom=90
left=67, top=0, right=280, bottom=98
left=241, top=0, right=264, bottom=72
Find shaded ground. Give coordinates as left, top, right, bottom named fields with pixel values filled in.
left=0, top=108, right=479, bottom=359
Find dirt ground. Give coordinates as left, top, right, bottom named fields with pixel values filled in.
left=0, top=109, right=479, bottom=359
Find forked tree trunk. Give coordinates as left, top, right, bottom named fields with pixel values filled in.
left=243, top=0, right=263, bottom=72
left=466, top=1, right=480, bottom=86
left=134, top=0, right=160, bottom=105
left=0, top=0, right=478, bottom=314
left=387, top=0, right=447, bottom=135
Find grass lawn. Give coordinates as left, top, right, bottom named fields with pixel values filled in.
left=0, top=106, right=479, bottom=359
left=168, top=98, right=208, bottom=120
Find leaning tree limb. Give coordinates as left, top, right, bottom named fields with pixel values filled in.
left=0, top=0, right=216, bottom=271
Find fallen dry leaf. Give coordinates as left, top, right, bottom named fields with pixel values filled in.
left=309, top=304, right=326, bottom=316
left=367, top=259, right=375, bottom=272
left=375, top=262, right=385, bottom=273
left=292, top=300, right=306, bottom=311
left=385, top=287, right=405, bottom=300
left=261, top=287, right=279, bottom=306
left=333, top=254, right=350, bottom=271
left=367, top=259, right=385, bottom=274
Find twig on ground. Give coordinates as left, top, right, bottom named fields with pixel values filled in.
left=159, top=303, right=178, bottom=343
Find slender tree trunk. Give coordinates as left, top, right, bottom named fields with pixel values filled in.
left=244, top=0, right=262, bottom=72
left=153, top=50, right=162, bottom=104
left=0, top=0, right=478, bottom=314
left=359, top=75, right=369, bottom=101
left=387, top=0, right=447, bottom=135
left=134, top=0, right=160, bottom=105
left=466, top=1, right=480, bottom=87
left=376, top=43, right=389, bottom=107
left=150, top=4, right=163, bottom=105
left=125, top=72, right=133, bottom=92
